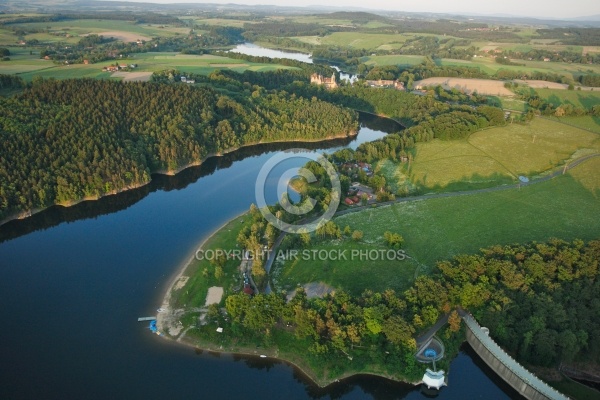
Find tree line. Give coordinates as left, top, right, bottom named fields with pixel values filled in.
left=0, top=78, right=358, bottom=220
left=210, top=227, right=600, bottom=378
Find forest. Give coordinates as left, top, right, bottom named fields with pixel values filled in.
left=434, top=239, right=600, bottom=366
left=0, top=78, right=358, bottom=220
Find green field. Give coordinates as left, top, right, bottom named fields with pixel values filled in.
left=361, top=54, right=426, bottom=67
left=553, top=116, right=600, bottom=133
left=361, top=53, right=600, bottom=82
left=439, top=56, right=600, bottom=81
left=397, top=118, right=600, bottom=192
left=533, top=88, right=600, bottom=109
left=190, top=18, right=254, bottom=28
left=1, top=51, right=295, bottom=81
left=276, top=157, right=600, bottom=294
left=296, top=32, right=462, bottom=51
left=6, top=19, right=189, bottom=43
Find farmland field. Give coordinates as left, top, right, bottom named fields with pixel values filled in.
left=1, top=52, right=296, bottom=81
left=388, top=118, right=600, bottom=192
left=276, top=157, right=600, bottom=294
left=439, top=56, right=600, bottom=80
left=360, top=54, right=425, bottom=66
left=8, top=19, right=189, bottom=40
left=413, top=77, right=513, bottom=96
left=552, top=116, right=600, bottom=133
left=533, top=88, right=600, bottom=109
left=295, top=32, right=411, bottom=50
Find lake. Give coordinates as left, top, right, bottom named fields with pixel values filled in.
left=229, top=42, right=358, bottom=82
left=0, top=97, right=521, bottom=399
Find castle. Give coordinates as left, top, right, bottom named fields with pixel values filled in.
left=310, top=73, right=338, bottom=89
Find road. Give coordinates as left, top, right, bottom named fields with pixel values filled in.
left=261, top=153, right=599, bottom=291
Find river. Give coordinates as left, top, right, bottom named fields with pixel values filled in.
left=0, top=65, right=522, bottom=399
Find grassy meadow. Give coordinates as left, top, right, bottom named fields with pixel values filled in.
left=533, top=88, right=600, bottom=109
left=379, top=118, right=600, bottom=193
left=0, top=51, right=295, bottom=81
left=3, top=19, right=190, bottom=44
left=276, top=156, right=600, bottom=295
left=170, top=213, right=250, bottom=309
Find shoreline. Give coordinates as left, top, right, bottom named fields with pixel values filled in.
left=155, top=208, right=420, bottom=389
left=153, top=151, right=600, bottom=390
left=0, top=130, right=357, bottom=229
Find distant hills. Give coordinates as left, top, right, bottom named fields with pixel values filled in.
left=3, top=1, right=600, bottom=27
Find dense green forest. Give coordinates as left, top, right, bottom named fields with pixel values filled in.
left=434, top=239, right=600, bottom=366
left=0, top=78, right=358, bottom=220
left=207, top=67, right=507, bottom=138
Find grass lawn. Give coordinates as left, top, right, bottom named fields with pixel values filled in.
left=404, top=117, right=600, bottom=191
left=492, top=97, right=528, bottom=112
left=171, top=213, right=250, bottom=309
left=275, top=157, right=600, bottom=295
left=554, top=116, right=600, bottom=134
left=273, top=238, right=419, bottom=296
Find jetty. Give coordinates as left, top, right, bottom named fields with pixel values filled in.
left=137, top=316, right=156, bottom=322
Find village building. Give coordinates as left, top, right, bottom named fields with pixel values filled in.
left=365, top=79, right=405, bottom=90
left=310, top=73, right=338, bottom=89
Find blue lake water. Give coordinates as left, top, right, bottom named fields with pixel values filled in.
left=0, top=95, right=522, bottom=399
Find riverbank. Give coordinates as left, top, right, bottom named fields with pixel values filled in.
left=155, top=207, right=424, bottom=388
left=0, top=130, right=357, bottom=229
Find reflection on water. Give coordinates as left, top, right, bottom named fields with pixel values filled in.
left=0, top=109, right=521, bottom=399
left=229, top=42, right=359, bottom=82
left=230, top=42, right=313, bottom=64
left=0, top=113, right=398, bottom=243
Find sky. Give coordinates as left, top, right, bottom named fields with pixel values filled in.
left=101, top=0, right=600, bottom=19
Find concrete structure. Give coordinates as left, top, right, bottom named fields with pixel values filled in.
left=462, top=311, right=569, bottom=400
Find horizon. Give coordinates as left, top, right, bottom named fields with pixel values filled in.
left=94, top=0, right=600, bottom=20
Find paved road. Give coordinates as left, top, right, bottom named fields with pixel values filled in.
left=415, top=313, right=450, bottom=349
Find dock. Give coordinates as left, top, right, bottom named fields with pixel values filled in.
left=137, top=316, right=156, bottom=322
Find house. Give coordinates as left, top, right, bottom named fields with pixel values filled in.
left=181, top=76, right=187, bottom=82
left=243, top=284, right=254, bottom=295
left=366, top=79, right=405, bottom=90
left=83, top=59, right=90, bottom=65
left=344, top=198, right=355, bottom=206
left=186, top=79, right=195, bottom=84
left=310, top=73, right=338, bottom=89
